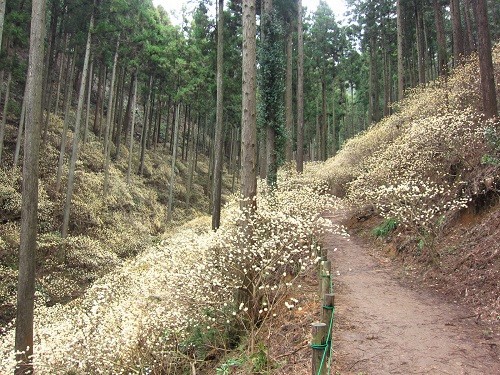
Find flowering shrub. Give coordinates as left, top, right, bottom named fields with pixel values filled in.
left=0, top=165, right=344, bottom=374
left=317, top=46, right=500, bottom=254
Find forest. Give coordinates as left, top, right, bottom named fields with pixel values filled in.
left=0, top=0, right=499, bottom=373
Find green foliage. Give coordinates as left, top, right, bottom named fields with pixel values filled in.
left=481, top=125, right=500, bottom=166
left=259, top=7, right=286, bottom=185
left=372, top=218, right=397, bottom=238
left=250, top=343, right=270, bottom=374
left=216, top=358, right=244, bottom=375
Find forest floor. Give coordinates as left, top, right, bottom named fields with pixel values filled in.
left=325, top=210, right=500, bottom=374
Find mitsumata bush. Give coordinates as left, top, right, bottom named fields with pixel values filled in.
left=0, top=165, right=345, bottom=374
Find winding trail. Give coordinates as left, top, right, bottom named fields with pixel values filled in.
left=325, top=212, right=500, bottom=374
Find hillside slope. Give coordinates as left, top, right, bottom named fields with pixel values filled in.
left=316, top=46, right=499, bottom=323
left=0, top=110, right=214, bottom=326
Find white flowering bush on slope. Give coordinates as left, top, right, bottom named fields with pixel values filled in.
left=317, top=46, right=500, bottom=254
left=0, top=164, right=342, bottom=374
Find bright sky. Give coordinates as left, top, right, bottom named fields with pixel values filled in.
left=152, top=0, right=348, bottom=25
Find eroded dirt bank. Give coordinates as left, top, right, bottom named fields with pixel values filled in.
left=326, top=213, right=500, bottom=374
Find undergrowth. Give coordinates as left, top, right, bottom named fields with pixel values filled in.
left=0, top=164, right=345, bottom=373
left=317, top=45, right=500, bottom=257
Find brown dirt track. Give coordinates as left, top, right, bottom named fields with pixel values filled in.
left=326, top=212, right=500, bottom=375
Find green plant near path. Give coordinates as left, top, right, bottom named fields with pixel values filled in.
left=372, top=218, right=398, bottom=238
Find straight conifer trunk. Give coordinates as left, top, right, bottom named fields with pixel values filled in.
left=15, top=0, right=46, bottom=372
left=167, top=104, right=181, bottom=222
left=475, top=0, right=498, bottom=118
left=433, top=0, right=448, bottom=77
left=0, top=0, right=6, bottom=52
left=240, top=0, right=257, bottom=214
left=62, top=10, right=94, bottom=238
left=285, top=28, right=293, bottom=163
left=397, top=0, right=404, bottom=100
left=450, top=0, right=465, bottom=66
left=296, top=0, right=304, bottom=173
left=212, top=0, right=224, bottom=230
left=127, top=71, right=138, bottom=185
left=103, top=36, right=120, bottom=195
left=0, top=70, right=12, bottom=163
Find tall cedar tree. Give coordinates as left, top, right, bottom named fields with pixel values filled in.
left=15, top=0, right=47, bottom=373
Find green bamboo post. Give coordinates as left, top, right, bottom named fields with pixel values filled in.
left=311, top=322, right=328, bottom=375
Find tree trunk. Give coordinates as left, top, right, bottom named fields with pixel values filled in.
left=138, top=75, right=152, bottom=175
left=296, top=0, right=304, bottom=173
left=475, top=0, right=498, bottom=118
left=433, top=0, right=448, bottom=77
left=123, top=72, right=134, bottom=147
left=212, top=0, right=224, bottom=230
left=285, top=26, right=293, bottom=163
left=83, top=57, right=93, bottom=145
left=14, top=0, right=46, bottom=372
left=167, top=104, right=181, bottom=222
left=0, top=70, right=12, bottom=163
left=54, top=35, right=69, bottom=117
left=462, top=0, right=473, bottom=55
left=383, top=46, right=391, bottom=116
left=61, top=10, right=94, bottom=238
left=320, top=78, right=327, bottom=161
left=93, top=62, right=104, bottom=135
left=415, top=2, right=426, bottom=85
left=127, top=71, right=138, bottom=185
left=397, top=0, right=404, bottom=100
left=103, top=35, right=120, bottom=196
left=13, top=84, right=28, bottom=170
left=0, top=0, right=6, bottom=52
left=369, top=35, right=379, bottom=123
left=113, top=67, right=128, bottom=159
left=241, top=0, right=257, bottom=214
left=55, top=51, right=76, bottom=193
left=450, top=0, right=465, bottom=66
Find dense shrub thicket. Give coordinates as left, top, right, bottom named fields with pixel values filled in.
left=0, top=165, right=345, bottom=373
left=0, top=113, right=211, bottom=324
left=317, top=46, right=500, bottom=250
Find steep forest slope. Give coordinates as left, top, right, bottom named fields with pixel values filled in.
left=316, top=46, right=500, bottom=323
left=0, top=109, right=214, bottom=327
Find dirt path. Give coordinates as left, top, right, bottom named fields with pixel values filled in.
left=325, top=213, right=500, bottom=375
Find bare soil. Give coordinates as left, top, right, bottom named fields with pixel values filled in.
left=326, top=211, right=500, bottom=375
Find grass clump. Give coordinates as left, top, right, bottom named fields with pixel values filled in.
left=372, top=218, right=398, bottom=238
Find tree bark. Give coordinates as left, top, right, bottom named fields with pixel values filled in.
left=241, top=0, right=257, bottom=214
left=433, top=0, right=448, bottom=77
left=415, top=1, right=426, bottom=85
left=212, top=0, right=224, bottom=230
left=450, top=0, right=465, bottom=66
left=0, top=0, right=6, bottom=52
left=62, top=10, right=94, bottom=238
left=83, top=57, right=93, bottom=145
left=296, top=0, right=304, bottom=173
left=127, top=71, right=138, bottom=185
left=167, top=104, right=181, bottom=222
left=320, top=79, right=327, bottom=160
left=397, top=0, right=404, bottom=100
left=14, top=0, right=46, bottom=372
left=55, top=51, right=76, bottom=193
left=139, top=76, right=153, bottom=175
left=0, top=70, right=12, bottom=163
left=13, top=84, right=28, bottom=170
left=285, top=26, right=293, bottom=163
left=103, top=35, right=120, bottom=195
left=475, top=0, right=498, bottom=118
